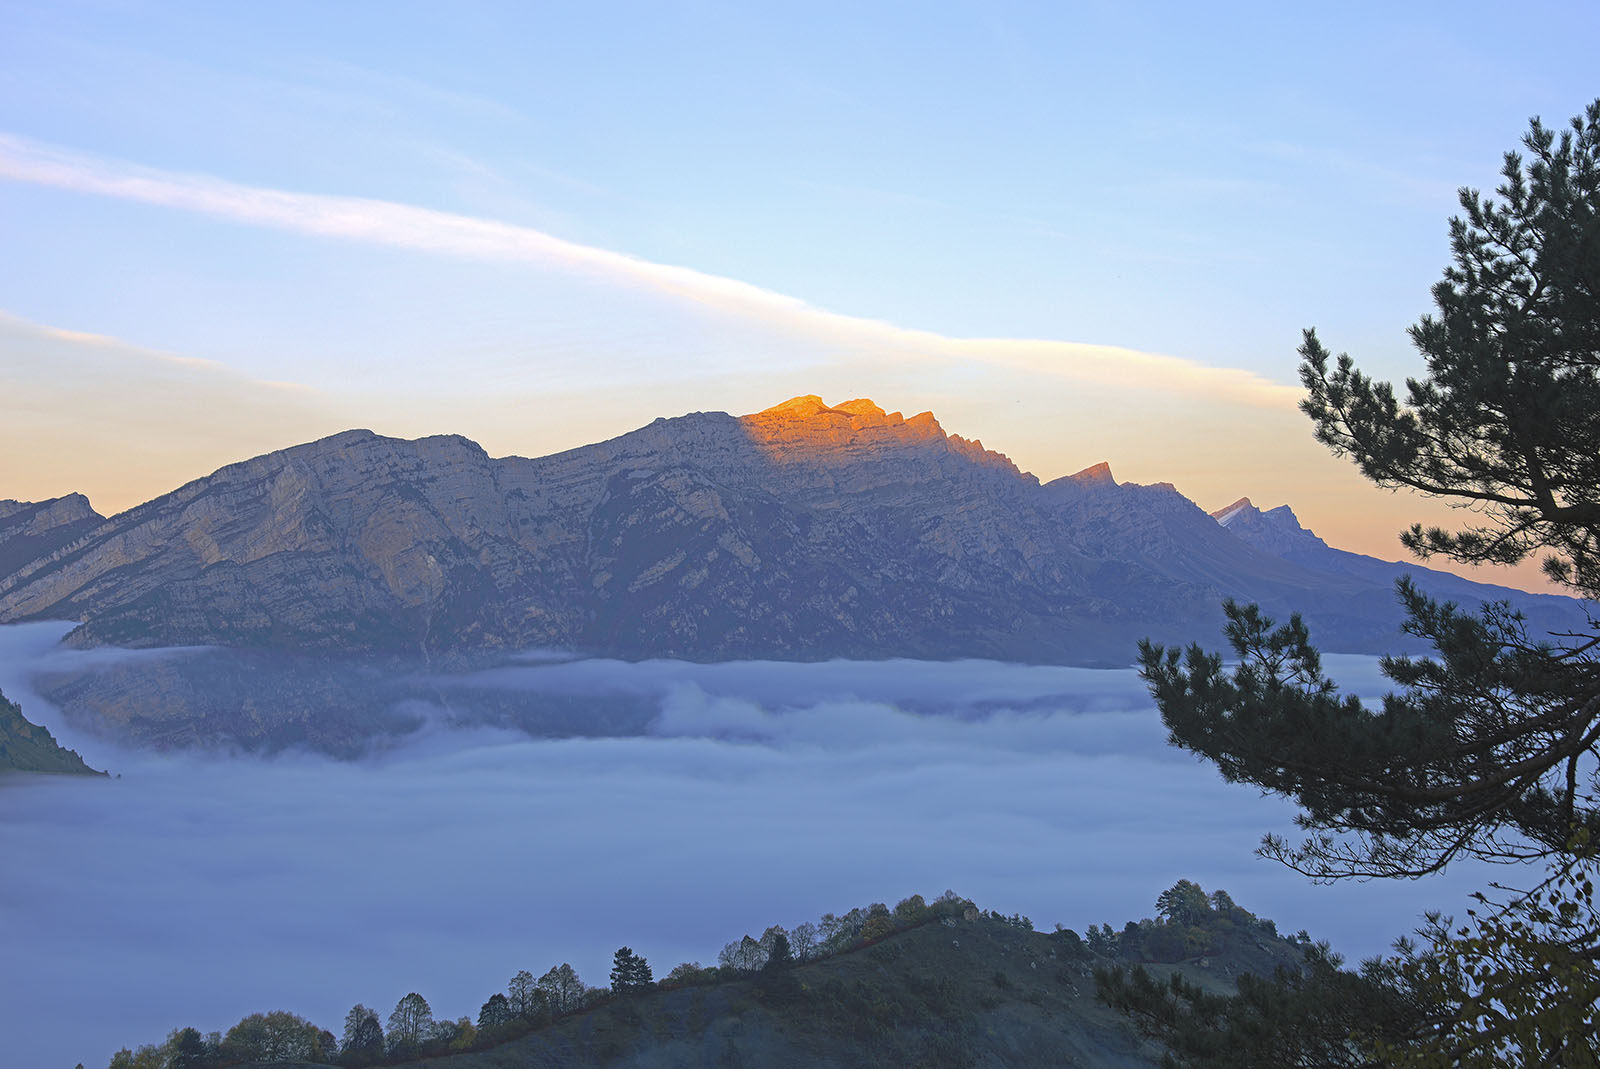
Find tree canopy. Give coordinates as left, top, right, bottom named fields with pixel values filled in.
left=536, top=963, right=585, bottom=1015
left=506, top=969, right=538, bottom=1018
left=1142, top=100, right=1600, bottom=879
left=220, top=1010, right=328, bottom=1063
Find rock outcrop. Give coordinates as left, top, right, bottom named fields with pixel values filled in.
left=0, top=494, right=104, bottom=578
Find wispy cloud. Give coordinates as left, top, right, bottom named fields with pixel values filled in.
left=0, top=312, right=348, bottom=515
left=1, top=310, right=298, bottom=381
left=0, top=133, right=1301, bottom=409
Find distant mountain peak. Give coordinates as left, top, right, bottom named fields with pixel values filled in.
left=1213, top=496, right=1331, bottom=558
left=1212, top=497, right=1255, bottom=524
left=746, top=395, right=911, bottom=428
left=1070, top=462, right=1116, bottom=485
left=319, top=428, right=379, bottom=446
left=753, top=395, right=832, bottom=419
left=1263, top=503, right=1306, bottom=528
left=1213, top=497, right=1311, bottom=531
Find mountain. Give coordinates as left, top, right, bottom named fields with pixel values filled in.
left=3, top=396, right=1580, bottom=667
left=3, top=397, right=1134, bottom=661
left=1213, top=497, right=1587, bottom=625
left=0, top=687, right=102, bottom=775
left=1, top=396, right=1588, bottom=753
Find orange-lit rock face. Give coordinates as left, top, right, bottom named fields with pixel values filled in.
left=739, top=395, right=1025, bottom=478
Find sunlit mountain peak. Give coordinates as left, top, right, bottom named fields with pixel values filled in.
left=738, top=395, right=1030, bottom=469
left=745, top=395, right=910, bottom=427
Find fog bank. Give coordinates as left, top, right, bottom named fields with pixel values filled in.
left=0, top=624, right=1480, bottom=1068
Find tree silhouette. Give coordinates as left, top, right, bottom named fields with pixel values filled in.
left=386, top=992, right=434, bottom=1054
left=537, top=963, right=585, bottom=1015
left=341, top=1003, right=384, bottom=1062
left=610, top=946, right=654, bottom=993
left=1136, top=100, right=1600, bottom=1064
left=507, top=969, right=537, bottom=1017
left=477, top=992, right=513, bottom=1031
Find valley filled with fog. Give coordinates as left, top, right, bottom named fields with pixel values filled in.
left=0, top=622, right=1492, bottom=1068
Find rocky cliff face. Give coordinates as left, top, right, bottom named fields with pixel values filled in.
left=0, top=494, right=104, bottom=578
left=0, top=396, right=1581, bottom=667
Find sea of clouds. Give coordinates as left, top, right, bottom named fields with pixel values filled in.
left=0, top=621, right=1492, bottom=1068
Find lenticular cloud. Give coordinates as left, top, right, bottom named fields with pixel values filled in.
left=0, top=624, right=1482, bottom=1069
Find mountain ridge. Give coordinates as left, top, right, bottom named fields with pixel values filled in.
left=5, top=394, right=1590, bottom=753
left=1213, top=495, right=1577, bottom=613
left=0, top=395, right=1584, bottom=667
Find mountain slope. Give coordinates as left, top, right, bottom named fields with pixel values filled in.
left=0, top=687, right=102, bottom=775
left=0, top=398, right=1583, bottom=668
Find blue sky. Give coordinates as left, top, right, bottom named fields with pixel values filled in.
left=3, top=0, right=1596, bottom=581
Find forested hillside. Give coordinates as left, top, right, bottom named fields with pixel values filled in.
left=0, top=686, right=101, bottom=775
left=101, top=884, right=1315, bottom=1068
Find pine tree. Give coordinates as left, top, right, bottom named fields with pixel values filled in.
left=1135, top=99, right=1600, bottom=1064
left=610, top=946, right=654, bottom=993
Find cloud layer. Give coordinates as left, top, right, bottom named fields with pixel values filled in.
left=0, top=624, right=1487, bottom=1068
left=0, top=132, right=1300, bottom=411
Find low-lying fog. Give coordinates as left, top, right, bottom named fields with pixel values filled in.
left=1, top=622, right=1491, bottom=1068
